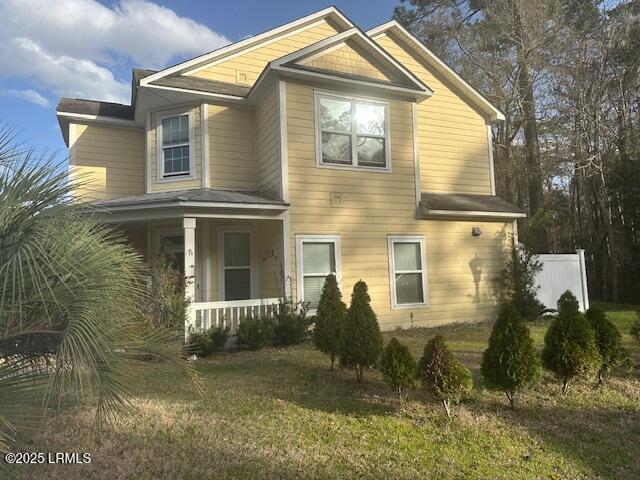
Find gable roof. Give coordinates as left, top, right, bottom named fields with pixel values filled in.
left=254, top=28, right=432, bottom=99
left=367, top=21, right=505, bottom=122
left=140, top=7, right=354, bottom=87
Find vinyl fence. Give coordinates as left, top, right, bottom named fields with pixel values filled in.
left=533, top=249, right=589, bottom=312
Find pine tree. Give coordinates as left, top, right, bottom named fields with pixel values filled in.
left=313, top=274, right=346, bottom=370
left=380, top=338, right=417, bottom=396
left=418, top=335, right=472, bottom=418
left=586, top=306, right=631, bottom=384
left=481, top=303, right=541, bottom=408
left=340, top=280, right=383, bottom=382
left=541, top=291, right=601, bottom=393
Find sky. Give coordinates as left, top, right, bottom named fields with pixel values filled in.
left=0, top=0, right=400, bottom=160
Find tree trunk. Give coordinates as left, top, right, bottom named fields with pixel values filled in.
left=330, top=354, right=335, bottom=371
left=506, top=391, right=516, bottom=409
left=562, top=377, right=571, bottom=394
left=443, top=399, right=451, bottom=419
left=356, top=365, right=363, bottom=383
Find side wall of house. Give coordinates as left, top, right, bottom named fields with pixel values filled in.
left=374, top=32, right=493, bottom=195
left=69, top=122, right=145, bottom=201
left=285, top=81, right=510, bottom=329
left=255, top=84, right=281, bottom=199
left=207, top=103, right=256, bottom=191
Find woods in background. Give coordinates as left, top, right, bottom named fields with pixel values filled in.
left=395, top=0, right=640, bottom=303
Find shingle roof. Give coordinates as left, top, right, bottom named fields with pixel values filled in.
left=90, top=188, right=287, bottom=210
left=420, top=193, right=524, bottom=215
left=56, top=98, right=134, bottom=120
left=134, top=68, right=250, bottom=97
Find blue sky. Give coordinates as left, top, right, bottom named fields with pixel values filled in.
left=0, top=0, right=400, bottom=160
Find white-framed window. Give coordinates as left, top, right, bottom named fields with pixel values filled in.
left=388, top=235, right=428, bottom=309
left=314, top=91, right=390, bottom=171
left=156, top=111, right=194, bottom=181
left=219, top=228, right=254, bottom=301
left=296, top=235, right=341, bottom=310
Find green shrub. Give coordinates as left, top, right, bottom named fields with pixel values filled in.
left=143, top=257, right=190, bottom=338
left=630, top=308, right=640, bottom=342
left=236, top=315, right=275, bottom=350
left=481, top=303, right=541, bottom=408
left=273, top=295, right=311, bottom=347
left=541, top=291, right=601, bottom=393
left=496, top=246, right=545, bottom=321
left=313, top=274, right=346, bottom=370
left=418, top=335, right=472, bottom=418
left=340, top=280, right=383, bottom=382
left=186, top=325, right=230, bottom=357
left=380, top=338, right=416, bottom=396
left=586, top=306, right=631, bottom=384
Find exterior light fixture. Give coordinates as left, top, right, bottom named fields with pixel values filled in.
left=471, top=227, right=482, bottom=237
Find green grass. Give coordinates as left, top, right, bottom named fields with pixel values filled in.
left=12, top=305, right=640, bottom=479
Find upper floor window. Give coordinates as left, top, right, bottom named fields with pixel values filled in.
left=315, top=92, right=390, bottom=171
left=157, top=112, right=193, bottom=180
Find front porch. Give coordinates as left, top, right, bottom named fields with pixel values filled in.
left=92, top=188, right=290, bottom=333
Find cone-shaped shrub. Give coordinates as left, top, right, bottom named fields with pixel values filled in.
left=630, top=308, right=640, bottom=342
left=380, top=338, right=416, bottom=396
left=418, top=335, right=472, bottom=418
left=481, top=303, right=541, bottom=408
left=313, top=274, right=347, bottom=370
left=586, top=306, right=631, bottom=384
left=340, top=280, right=383, bottom=382
left=541, top=291, right=600, bottom=393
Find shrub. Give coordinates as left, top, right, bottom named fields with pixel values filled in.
left=142, top=257, right=190, bottom=338
left=380, top=338, right=417, bottom=396
left=630, top=308, right=640, bottom=342
left=481, top=303, right=541, bottom=408
left=273, top=295, right=311, bottom=347
left=313, top=274, right=347, bottom=370
left=340, top=280, right=383, bottom=382
left=541, top=291, right=601, bottom=393
left=496, top=246, right=545, bottom=321
left=186, top=325, right=230, bottom=357
left=586, top=306, right=631, bottom=384
left=236, top=315, right=275, bottom=350
left=418, top=335, right=472, bottom=418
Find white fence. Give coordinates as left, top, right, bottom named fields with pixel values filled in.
left=533, top=249, right=589, bottom=312
left=191, top=298, right=281, bottom=333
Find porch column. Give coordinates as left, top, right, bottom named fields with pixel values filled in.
left=184, top=217, right=196, bottom=336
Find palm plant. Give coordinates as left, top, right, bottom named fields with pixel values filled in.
left=0, top=126, right=200, bottom=454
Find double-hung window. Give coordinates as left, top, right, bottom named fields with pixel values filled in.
left=159, top=113, right=192, bottom=178
left=316, top=92, right=389, bottom=170
left=388, top=236, right=428, bottom=308
left=296, top=235, right=341, bottom=310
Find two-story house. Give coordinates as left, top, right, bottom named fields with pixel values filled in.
left=56, top=7, right=524, bottom=332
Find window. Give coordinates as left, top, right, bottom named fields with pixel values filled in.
left=388, top=236, right=428, bottom=308
left=296, top=235, right=341, bottom=310
left=158, top=113, right=192, bottom=179
left=159, top=233, right=185, bottom=275
left=222, top=231, right=252, bottom=301
left=315, top=92, right=389, bottom=170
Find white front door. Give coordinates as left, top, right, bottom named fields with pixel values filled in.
left=221, top=231, right=252, bottom=301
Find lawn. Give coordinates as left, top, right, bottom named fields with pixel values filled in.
left=12, top=305, right=640, bottom=479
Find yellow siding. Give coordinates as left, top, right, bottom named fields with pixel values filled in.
left=374, top=33, right=492, bottom=195
left=207, top=104, right=256, bottom=190
left=285, top=81, right=510, bottom=329
left=70, top=123, right=144, bottom=201
left=255, top=83, right=281, bottom=198
left=301, top=41, right=390, bottom=81
left=189, top=20, right=339, bottom=86
left=149, top=105, right=202, bottom=192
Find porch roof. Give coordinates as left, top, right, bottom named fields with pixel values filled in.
left=419, top=193, right=525, bottom=219
left=88, top=188, right=288, bottom=222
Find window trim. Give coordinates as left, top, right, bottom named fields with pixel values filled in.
left=218, top=226, right=258, bottom=301
left=156, top=109, right=195, bottom=182
left=314, top=90, right=391, bottom=173
left=387, top=235, right=429, bottom=310
left=295, top=234, right=342, bottom=313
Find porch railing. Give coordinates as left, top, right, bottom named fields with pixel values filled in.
left=192, top=298, right=281, bottom=333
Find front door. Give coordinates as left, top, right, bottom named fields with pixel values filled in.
left=222, top=231, right=252, bottom=300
